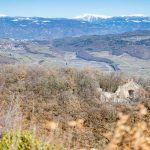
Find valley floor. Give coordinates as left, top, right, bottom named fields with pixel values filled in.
left=9, top=50, right=150, bottom=78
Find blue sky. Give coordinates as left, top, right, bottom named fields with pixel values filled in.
left=0, top=0, right=150, bottom=18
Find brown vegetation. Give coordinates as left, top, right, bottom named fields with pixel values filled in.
left=0, top=65, right=149, bottom=149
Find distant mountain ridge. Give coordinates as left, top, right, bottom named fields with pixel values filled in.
left=0, top=15, right=150, bottom=39
left=74, top=14, right=149, bottom=22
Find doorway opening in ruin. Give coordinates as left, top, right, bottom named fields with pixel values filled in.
left=128, top=89, right=134, bottom=98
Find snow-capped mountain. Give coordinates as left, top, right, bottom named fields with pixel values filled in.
left=74, top=14, right=112, bottom=22
left=0, top=15, right=150, bottom=40
left=121, top=14, right=146, bottom=17
left=0, top=14, right=7, bottom=17
left=75, top=13, right=150, bottom=23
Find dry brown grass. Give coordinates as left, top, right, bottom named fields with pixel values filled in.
left=0, top=64, right=149, bottom=149
left=106, top=104, right=150, bottom=150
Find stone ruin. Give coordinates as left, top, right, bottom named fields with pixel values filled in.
left=97, top=80, right=149, bottom=104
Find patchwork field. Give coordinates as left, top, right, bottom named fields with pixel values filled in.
left=90, top=51, right=150, bottom=77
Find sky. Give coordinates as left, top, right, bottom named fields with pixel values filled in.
left=0, top=0, right=150, bottom=18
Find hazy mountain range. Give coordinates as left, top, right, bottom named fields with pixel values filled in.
left=0, top=14, right=150, bottom=40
